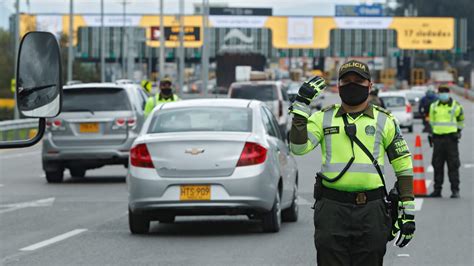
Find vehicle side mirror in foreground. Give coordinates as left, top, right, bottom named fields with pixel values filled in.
left=0, top=31, right=62, bottom=149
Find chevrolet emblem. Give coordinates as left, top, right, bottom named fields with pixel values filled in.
left=185, top=148, right=205, bottom=155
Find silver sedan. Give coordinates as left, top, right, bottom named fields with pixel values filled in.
left=127, top=99, right=299, bottom=234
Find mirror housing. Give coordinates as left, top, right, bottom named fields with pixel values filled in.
left=17, top=31, right=62, bottom=118
left=0, top=31, right=62, bottom=149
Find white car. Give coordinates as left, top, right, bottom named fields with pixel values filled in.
left=127, top=99, right=299, bottom=234
left=379, top=91, right=414, bottom=132
left=228, top=81, right=290, bottom=136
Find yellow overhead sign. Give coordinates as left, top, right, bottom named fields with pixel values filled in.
left=389, top=18, right=454, bottom=50
left=20, top=15, right=455, bottom=50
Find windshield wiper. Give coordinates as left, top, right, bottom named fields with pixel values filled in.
left=65, top=108, right=95, bottom=115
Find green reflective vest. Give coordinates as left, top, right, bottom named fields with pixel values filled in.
left=144, top=93, right=180, bottom=117
left=290, top=104, right=413, bottom=192
left=429, top=99, right=464, bottom=135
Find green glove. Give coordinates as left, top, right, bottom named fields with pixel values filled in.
left=289, top=76, right=327, bottom=119
left=389, top=200, right=416, bottom=248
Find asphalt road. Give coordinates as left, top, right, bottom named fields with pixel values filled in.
left=0, top=92, right=473, bottom=266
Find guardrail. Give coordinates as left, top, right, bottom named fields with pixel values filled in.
left=450, top=85, right=474, bottom=101
left=0, top=119, right=39, bottom=141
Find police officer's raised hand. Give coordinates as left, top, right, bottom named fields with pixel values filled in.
left=298, top=76, right=327, bottom=103
left=289, top=76, right=327, bottom=119
left=389, top=200, right=416, bottom=248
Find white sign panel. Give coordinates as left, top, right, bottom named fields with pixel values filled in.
left=36, top=16, right=63, bottom=37
left=83, top=16, right=141, bottom=27
left=287, top=17, right=314, bottom=45
left=335, top=17, right=393, bottom=29
left=209, top=16, right=268, bottom=28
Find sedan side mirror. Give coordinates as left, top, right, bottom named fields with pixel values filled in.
left=0, top=31, right=62, bottom=149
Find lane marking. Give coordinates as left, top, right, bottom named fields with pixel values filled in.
left=464, top=164, right=474, bottom=169
left=0, top=184, right=3, bottom=188
left=20, top=229, right=87, bottom=251
left=397, top=254, right=410, bottom=257
left=0, top=151, right=40, bottom=160
left=298, top=196, right=313, bottom=206
left=414, top=198, right=423, bottom=211
left=0, top=197, right=55, bottom=214
left=427, top=165, right=434, bottom=173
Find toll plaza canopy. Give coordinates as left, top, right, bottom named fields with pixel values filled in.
left=21, top=15, right=455, bottom=50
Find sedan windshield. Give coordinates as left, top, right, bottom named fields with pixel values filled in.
left=230, top=85, right=277, bottom=101
left=380, top=96, right=405, bottom=108
left=148, top=107, right=252, bottom=133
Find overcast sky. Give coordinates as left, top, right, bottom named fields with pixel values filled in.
left=0, top=0, right=387, bottom=29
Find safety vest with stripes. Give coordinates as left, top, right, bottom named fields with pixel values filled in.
left=429, top=99, right=464, bottom=135
left=143, top=93, right=180, bottom=116
left=290, top=104, right=413, bottom=192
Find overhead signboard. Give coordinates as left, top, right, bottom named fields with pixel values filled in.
left=150, top=26, right=200, bottom=42
left=287, top=17, right=314, bottom=45
left=336, top=4, right=385, bottom=17
left=21, top=15, right=455, bottom=50
left=390, top=18, right=454, bottom=50
left=210, top=7, right=272, bottom=16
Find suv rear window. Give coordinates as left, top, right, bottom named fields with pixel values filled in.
left=62, top=88, right=132, bottom=112
left=230, top=85, right=277, bottom=101
left=148, top=107, right=252, bottom=133
left=380, top=96, right=405, bottom=108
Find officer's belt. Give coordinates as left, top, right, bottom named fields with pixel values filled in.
left=433, top=133, right=458, bottom=138
left=321, top=186, right=385, bottom=205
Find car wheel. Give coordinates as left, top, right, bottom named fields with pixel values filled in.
left=129, top=208, right=150, bottom=234
left=282, top=182, right=298, bottom=222
left=70, top=168, right=86, bottom=178
left=45, top=170, right=64, bottom=183
left=262, top=191, right=281, bottom=233
left=408, top=125, right=414, bottom=133
left=157, top=215, right=175, bottom=224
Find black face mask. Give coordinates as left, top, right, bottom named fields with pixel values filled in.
left=161, top=88, right=172, bottom=96
left=339, top=83, right=369, bottom=106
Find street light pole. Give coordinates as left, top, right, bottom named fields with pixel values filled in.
left=68, top=0, right=74, bottom=83
left=178, top=0, right=184, bottom=96
left=14, top=0, right=20, bottom=119
left=201, top=0, right=209, bottom=97
left=100, top=0, right=105, bottom=82
left=159, top=0, right=165, bottom=80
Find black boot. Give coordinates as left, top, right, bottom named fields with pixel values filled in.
left=450, top=191, right=460, bottom=198
left=429, top=190, right=442, bottom=198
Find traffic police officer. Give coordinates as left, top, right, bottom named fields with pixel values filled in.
left=428, top=85, right=464, bottom=198
left=144, top=77, right=180, bottom=117
left=289, top=60, right=416, bottom=266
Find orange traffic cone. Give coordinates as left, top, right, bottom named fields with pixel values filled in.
left=413, top=134, right=428, bottom=197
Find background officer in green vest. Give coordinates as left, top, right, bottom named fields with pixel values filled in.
left=289, top=60, right=415, bottom=266
left=144, top=77, right=180, bottom=117
left=428, top=85, right=464, bottom=198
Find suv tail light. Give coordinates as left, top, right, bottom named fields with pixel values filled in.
left=127, top=118, right=137, bottom=127
left=130, top=144, right=154, bottom=168
left=48, top=119, right=65, bottom=131
left=237, top=142, right=267, bottom=167
left=113, top=117, right=137, bottom=130
left=278, top=100, right=283, bottom=118
left=406, top=103, right=412, bottom=113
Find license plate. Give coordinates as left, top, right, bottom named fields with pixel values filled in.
left=79, top=123, right=99, bottom=133
left=180, top=185, right=211, bottom=201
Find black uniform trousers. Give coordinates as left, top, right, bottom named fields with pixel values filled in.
left=432, top=135, right=460, bottom=192
left=314, top=198, right=391, bottom=266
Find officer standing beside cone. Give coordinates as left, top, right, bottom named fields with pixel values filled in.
left=428, top=85, right=464, bottom=198
left=289, top=60, right=416, bottom=265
